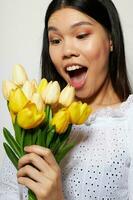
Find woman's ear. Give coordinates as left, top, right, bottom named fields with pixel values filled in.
left=110, top=40, right=113, bottom=52
left=108, top=33, right=113, bottom=52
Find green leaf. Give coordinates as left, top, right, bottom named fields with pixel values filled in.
left=55, top=141, right=76, bottom=163
left=32, top=128, right=39, bottom=144
left=55, top=124, right=73, bottom=155
left=40, top=127, right=48, bottom=147
left=45, top=105, right=50, bottom=123
left=50, top=136, right=61, bottom=154
left=36, top=129, right=43, bottom=146
left=20, top=129, right=25, bottom=155
left=23, top=129, right=33, bottom=148
left=3, top=143, right=19, bottom=169
left=3, top=127, right=21, bottom=158
left=46, top=126, right=55, bottom=148
left=56, top=136, right=69, bottom=155
left=13, top=120, right=22, bottom=145
left=45, top=105, right=53, bottom=124
left=60, top=124, right=72, bottom=142
left=48, top=106, right=52, bottom=121
left=28, top=189, right=37, bottom=200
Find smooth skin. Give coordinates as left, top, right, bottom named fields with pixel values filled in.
left=17, top=8, right=121, bottom=200
left=48, top=8, right=121, bottom=111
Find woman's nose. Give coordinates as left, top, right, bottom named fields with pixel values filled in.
left=62, top=40, right=79, bottom=59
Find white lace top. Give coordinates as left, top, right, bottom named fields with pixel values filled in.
left=0, top=95, right=133, bottom=200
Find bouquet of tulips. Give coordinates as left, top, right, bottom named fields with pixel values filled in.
left=2, top=64, right=91, bottom=200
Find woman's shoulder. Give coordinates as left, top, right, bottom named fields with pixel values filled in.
left=120, top=94, right=133, bottom=116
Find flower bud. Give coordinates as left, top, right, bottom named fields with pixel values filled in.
left=59, top=84, right=75, bottom=107
left=68, top=101, right=92, bottom=124
left=22, top=80, right=36, bottom=100
left=42, top=81, right=60, bottom=104
left=37, top=78, right=48, bottom=94
left=31, top=92, right=45, bottom=112
left=2, top=80, right=17, bottom=100
left=12, top=64, right=28, bottom=86
left=17, top=103, right=45, bottom=129
left=51, top=108, right=70, bottom=134
left=9, top=88, right=29, bottom=113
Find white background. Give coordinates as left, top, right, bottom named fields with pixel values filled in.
left=0, top=0, right=133, bottom=167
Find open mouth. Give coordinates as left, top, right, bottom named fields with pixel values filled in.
left=65, top=65, right=88, bottom=89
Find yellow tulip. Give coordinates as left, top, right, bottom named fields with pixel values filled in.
left=31, top=92, right=45, bottom=112
left=17, top=103, right=45, bottom=129
left=22, top=80, right=36, bottom=100
left=31, top=79, right=38, bottom=91
left=68, top=101, right=92, bottom=124
left=37, top=78, right=48, bottom=94
left=12, top=64, right=28, bottom=86
left=9, top=88, right=29, bottom=113
left=51, top=108, right=70, bottom=134
left=42, top=81, right=60, bottom=104
left=2, top=80, right=17, bottom=100
left=59, top=84, right=75, bottom=107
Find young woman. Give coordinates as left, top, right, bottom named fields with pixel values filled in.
left=0, top=0, right=133, bottom=199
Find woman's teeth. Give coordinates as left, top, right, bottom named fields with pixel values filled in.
left=66, top=65, right=82, bottom=71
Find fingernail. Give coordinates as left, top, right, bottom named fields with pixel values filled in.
left=24, top=146, right=30, bottom=151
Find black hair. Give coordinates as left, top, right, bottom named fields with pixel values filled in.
left=41, top=0, right=132, bottom=101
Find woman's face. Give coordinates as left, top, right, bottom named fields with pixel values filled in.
left=48, top=8, right=112, bottom=102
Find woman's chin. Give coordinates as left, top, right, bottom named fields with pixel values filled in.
left=75, top=91, right=90, bottom=102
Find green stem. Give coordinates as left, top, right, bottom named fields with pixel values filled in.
left=28, top=189, right=37, bottom=200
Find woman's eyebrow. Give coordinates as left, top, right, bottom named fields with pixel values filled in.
left=48, top=21, right=93, bottom=32
left=71, top=21, right=93, bottom=28
left=48, top=26, right=58, bottom=32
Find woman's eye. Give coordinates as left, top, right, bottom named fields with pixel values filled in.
left=49, top=39, right=61, bottom=45
left=76, top=33, right=89, bottom=39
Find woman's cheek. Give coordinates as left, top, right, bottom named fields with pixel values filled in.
left=49, top=48, right=59, bottom=66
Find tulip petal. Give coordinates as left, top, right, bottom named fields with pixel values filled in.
left=9, top=88, right=29, bottom=113
left=31, top=93, right=45, bottom=112
left=59, top=84, right=75, bottom=107
left=37, top=78, right=48, bottom=94
left=51, top=108, right=70, bottom=134
left=68, top=101, right=92, bottom=124
left=2, top=80, right=17, bottom=100
left=12, top=64, right=28, bottom=86
left=17, top=103, right=45, bottom=129
left=22, top=80, right=35, bottom=100
left=42, top=81, right=61, bottom=104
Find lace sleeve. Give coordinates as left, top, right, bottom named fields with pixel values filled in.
left=128, top=125, right=133, bottom=200
left=128, top=160, right=133, bottom=200
left=0, top=154, right=27, bottom=200
left=126, top=96, right=133, bottom=199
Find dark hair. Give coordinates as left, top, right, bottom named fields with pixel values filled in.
left=41, top=0, right=132, bottom=101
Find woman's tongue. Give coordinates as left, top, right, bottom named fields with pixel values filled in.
left=69, top=69, right=87, bottom=89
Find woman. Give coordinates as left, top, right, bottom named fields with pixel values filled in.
left=0, top=0, right=133, bottom=199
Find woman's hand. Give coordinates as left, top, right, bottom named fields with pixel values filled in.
left=17, top=145, right=64, bottom=200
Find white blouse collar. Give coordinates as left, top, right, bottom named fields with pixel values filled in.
left=85, top=94, right=133, bottom=125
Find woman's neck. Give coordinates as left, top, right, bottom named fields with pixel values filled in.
left=76, top=78, right=121, bottom=113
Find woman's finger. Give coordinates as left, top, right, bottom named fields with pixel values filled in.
left=18, top=160, right=57, bottom=182
left=24, top=145, right=59, bottom=172
left=18, top=152, right=53, bottom=175
left=18, top=173, right=58, bottom=200
left=17, top=164, right=43, bottom=183
left=18, top=152, right=47, bottom=171
left=17, top=176, right=45, bottom=198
